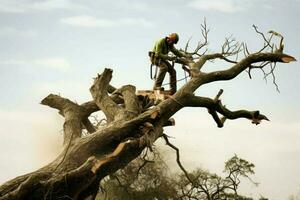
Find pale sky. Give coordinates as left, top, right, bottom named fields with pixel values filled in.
left=0, top=0, right=299, bottom=199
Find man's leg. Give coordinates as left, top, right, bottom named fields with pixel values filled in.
left=167, top=63, right=177, bottom=94
left=153, top=61, right=168, bottom=90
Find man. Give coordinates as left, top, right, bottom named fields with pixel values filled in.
left=150, top=33, right=186, bottom=95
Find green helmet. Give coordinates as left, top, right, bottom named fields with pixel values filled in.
left=169, top=33, right=179, bottom=44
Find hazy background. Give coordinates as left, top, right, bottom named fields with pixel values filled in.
left=0, top=0, right=299, bottom=199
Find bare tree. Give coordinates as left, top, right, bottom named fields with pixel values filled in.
left=0, top=22, right=296, bottom=200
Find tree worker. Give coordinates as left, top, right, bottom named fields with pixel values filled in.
left=149, top=33, right=186, bottom=95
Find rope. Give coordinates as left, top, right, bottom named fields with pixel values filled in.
left=184, top=69, right=188, bottom=83
left=161, top=76, right=190, bottom=86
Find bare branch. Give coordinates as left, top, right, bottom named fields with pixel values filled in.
left=204, top=52, right=296, bottom=83
left=221, top=36, right=242, bottom=57
left=253, top=25, right=274, bottom=52
left=162, top=134, right=194, bottom=185
left=194, top=18, right=209, bottom=54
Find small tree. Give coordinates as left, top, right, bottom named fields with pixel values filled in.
left=175, top=155, right=258, bottom=200
left=224, top=155, right=256, bottom=197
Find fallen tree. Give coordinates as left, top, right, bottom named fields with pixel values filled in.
left=0, top=22, right=296, bottom=200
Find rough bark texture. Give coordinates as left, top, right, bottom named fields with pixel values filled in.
left=0, top=26, right=296, bottom=200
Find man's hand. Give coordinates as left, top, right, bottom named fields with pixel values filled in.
left=169, top=56, right=185, bottom=63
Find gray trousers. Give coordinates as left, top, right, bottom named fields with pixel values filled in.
left=152, top=59, right=177, bottom=94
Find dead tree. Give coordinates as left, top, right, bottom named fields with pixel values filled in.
left=0, top=22, right=296, bottom=200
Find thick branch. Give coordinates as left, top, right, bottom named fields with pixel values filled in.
left=183, top=93, right=269, bottom=126
left=41, top=94, right=83, bottom=144
left=113, top=85, right=141, bottom=120
left=80, top=93, right=124, bottom=118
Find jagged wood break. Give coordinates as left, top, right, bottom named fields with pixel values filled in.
left=0, top=23, right=296, bottom=200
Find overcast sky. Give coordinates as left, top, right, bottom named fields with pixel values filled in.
left=0, top=0, right=299, bottom=199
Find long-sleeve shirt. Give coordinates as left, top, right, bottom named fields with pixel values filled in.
left=152, top=37, right=185, bottom=60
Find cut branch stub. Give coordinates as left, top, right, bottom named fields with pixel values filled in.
left=251, top=111, right=269, bottom=125
left=214, top=89, right=224, bottom=102
left=90, top=68, right=123, bottom=123
left=281, top=55, right=296, bottom=63
left=207, top=108, right=224, bottom=128
left=41, top=94, right=70, bottom=113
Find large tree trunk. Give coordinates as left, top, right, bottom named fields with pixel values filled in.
left=0, top=25, right=295, bottom=200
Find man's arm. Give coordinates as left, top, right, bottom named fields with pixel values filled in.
left=170, top=45, right=185, bottom=58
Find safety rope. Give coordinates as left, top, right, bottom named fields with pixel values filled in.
left=161, top=75, right=190, bottom=86
left=183, top=68, right=188, bottom=83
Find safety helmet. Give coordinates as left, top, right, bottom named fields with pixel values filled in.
left=168, top=33, right=179, bottom=44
